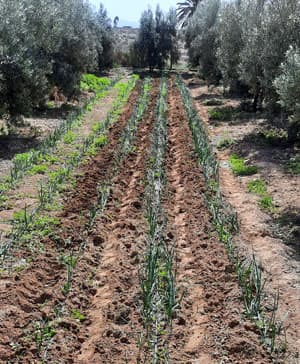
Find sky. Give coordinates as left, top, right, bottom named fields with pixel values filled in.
left=89, top=0, right=178, bottom=27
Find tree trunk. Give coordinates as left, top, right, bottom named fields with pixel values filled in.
left=287, top=121, right=300, bottom=144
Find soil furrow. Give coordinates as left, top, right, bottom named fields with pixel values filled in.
left=0, top=81, right=142, bottom=363
left=164, top=77, right=271, bottom=363
left=65, top=78, right=161, bottom=364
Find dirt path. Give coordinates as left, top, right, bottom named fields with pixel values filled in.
left=0, top=82, right=142, bottom=363
left=164, top=77, right=271, bottom=363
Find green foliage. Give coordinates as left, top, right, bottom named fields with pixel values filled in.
left=132, top=6, right=179, bottom=70
left=63, top=131, right=76, bottom=144
left=216, top=2, right=243, bottom=91
left=274, top=46, right=300, bottom=142
left=217, top=137, right=234, bottom=150
left=28, top=164, right=48, bottom=175
left=229, top=154, right=258, bottom=176
left=247, top=179, right=267, bottom=196
left=185, top=0, right=221, bottom=84
left=80, top=74, right=111, bottom=93
left=208, top=107, right=234, bottom=121
left=0, top=0, right=114, bottom=117
left=94, top=135, right=108, bottom=148
left=286, top=157, right=300, bottom=175
left=259, top=128, right=288, bottom=146
left=72, top=309, right=85, bottom=322
left=259, top=196, right=275, bottom=212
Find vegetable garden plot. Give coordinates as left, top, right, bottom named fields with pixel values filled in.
left=0, top=73, right=294, bottom=364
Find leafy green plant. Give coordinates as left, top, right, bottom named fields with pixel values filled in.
left=93, top=135, right=108, bottom=148
left=229, top=154, right=258, bottom=176
left=80, top=74, right=111, bottom=93
left=34, top=319, right=56, bottom=356
left=28, top=164, right=48, bottom=175
left=72, top=309, right=85, bottom=322
left=63, top=131, right=76, bottom=144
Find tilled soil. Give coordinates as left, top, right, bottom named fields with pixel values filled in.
left=0, top=76, right=277, bottom=364
left=51, top=78, right=161, bottom=363
left=164, top=78, right=270, bottom=363
left=0, top=81, right=142, bottom=363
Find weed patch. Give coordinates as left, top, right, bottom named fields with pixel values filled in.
left=230, top=154, right=258, bottom=176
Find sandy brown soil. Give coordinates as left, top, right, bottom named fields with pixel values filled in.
left=185, top=75, right=300, bottom=361
left=44, top=78, right=160, bottom=363
left=0, top=81, right=142, bottom=363
left=0, top=74, right=295, bottom=364
left=165, top=77, right=270, bottom=363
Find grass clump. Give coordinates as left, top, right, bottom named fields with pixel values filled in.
left=259, top=128, right=287, bottom=146
left=72, top=309, right=85, bottom=322
left=247, top=179, right=267, bottom=195
left=229, top=154, right=258, bottom=176
left=248, top=179, right=276, bottom=213
left=259, top=196, right=276, bottom=212
left=94, top=135, right=108, bottom=148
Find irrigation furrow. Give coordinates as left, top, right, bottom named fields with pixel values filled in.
left=0, top=77, right=148, bottom=363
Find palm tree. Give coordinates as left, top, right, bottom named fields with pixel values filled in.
left=177, top=0, right=201, bottom=27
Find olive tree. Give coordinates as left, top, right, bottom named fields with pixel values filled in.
left=185, top=0, right=221, bottom=84
left=0, top=0, right=114, bottom=118
left=133, top=6, right=179, bottom=70
left=216, top=1, right=243, bottom=92
left=274, top=46, right=300, bottom=142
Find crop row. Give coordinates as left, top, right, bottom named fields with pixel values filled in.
left=176, top=75, right=283, bottom=353
left=141, top=76, right=179, bottom=363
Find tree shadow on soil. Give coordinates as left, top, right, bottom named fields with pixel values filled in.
left=0, top=134, right=41, bottom=160
left=273, top=207, right=300, bottom=261
left=231, top=130, right=297, bottom=168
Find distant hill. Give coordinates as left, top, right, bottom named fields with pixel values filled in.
left=118, top=19, right=139, bottom=28
left=114, top=27, right=139, bottom=53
